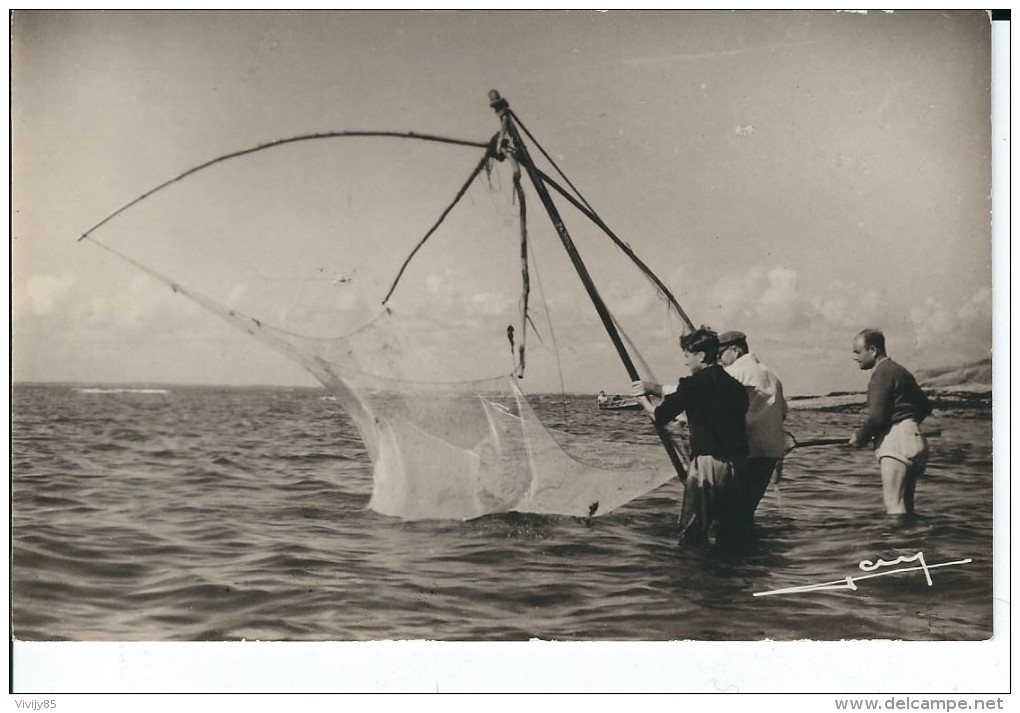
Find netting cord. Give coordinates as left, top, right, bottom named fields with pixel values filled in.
left=381, top=142, right=497, bottom=305
left=78, top=130, right=491, bottom=242
left=524, top=218, right=570, bottom=423
left=511, top=154, right=530, bottom=378
left=506, top=325, right=517, bottom=372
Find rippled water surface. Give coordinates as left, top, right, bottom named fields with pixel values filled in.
left=13, top=384, right=993, bottom=641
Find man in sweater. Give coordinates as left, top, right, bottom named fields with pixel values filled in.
left=632, top=327, right=749, bottom=544
left=718, top=330, right=788, bottom=532
left=849, top=329, right=933, bottom=515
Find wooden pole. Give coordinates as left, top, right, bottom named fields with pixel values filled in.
left=489, top=90, right=689, bottom=480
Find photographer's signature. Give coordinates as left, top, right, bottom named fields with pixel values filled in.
left=753, top=552, right=971, bottom=597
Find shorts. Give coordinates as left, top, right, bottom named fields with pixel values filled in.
left=875, top=419, right=929, bottom=469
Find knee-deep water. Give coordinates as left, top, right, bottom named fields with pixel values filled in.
left=12, top=384, right=993, bottom=642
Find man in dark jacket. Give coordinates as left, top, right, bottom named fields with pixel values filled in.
left=633, top=327, right=749, bottom=544
left=849, top=329, right=933, bottom=515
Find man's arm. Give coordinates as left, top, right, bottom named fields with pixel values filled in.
left=653, top=381, right=688, bottom=428
left=632, top=379, right=663, bottom=399
left=851, top=368, right=893, bottom=447
left=914, top=381, right=933, bottom=422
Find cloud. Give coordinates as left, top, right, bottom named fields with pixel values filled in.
left=706, top=264, right=925, bottom=341
left=470, top=291, right=514, bottom=317
left=810, top=294, right=851, bottom=325
left=758, top=267, right=799, bottom=323
left=704, top=265, right=806, bottom=329
left=958, top=286, right=992, bottom=321
left=68, top=273, right=199, bottom=334
left=697, top=265, right=991, bottom=376
left=425, top=271, right=452, bottom=296
left=18, top=272, right=75, bottom=316
left=908, top=298, right=957, bottom=341
left=906, top=286, right=993, bottom=351
left=808, top=288, right=882, bottom=330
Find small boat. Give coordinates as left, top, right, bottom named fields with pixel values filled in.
left=597, top=394, right=642, bottom=411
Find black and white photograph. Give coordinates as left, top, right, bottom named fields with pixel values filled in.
left=10, top=9, right=1007, bottom=699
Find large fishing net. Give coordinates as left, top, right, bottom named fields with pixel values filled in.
left=82, top=103, right=695, bottom=520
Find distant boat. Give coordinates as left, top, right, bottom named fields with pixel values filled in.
left=597, top=394, right=642, bottom=411
left=74, top=387, right=169, bottom=395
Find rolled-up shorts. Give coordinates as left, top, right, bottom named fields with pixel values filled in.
left=875, top=419, right=929, bottom=469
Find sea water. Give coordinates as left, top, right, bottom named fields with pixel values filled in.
left=12, top=384, right=992, bottom=641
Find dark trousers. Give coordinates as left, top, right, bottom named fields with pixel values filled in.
left=679, top=456, right=778, bottom=545
left=679, top=455, right=735, bottom=543
left=732, top=457, right=779, bottom=528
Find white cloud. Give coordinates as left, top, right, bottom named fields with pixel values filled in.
left=809, top=294, right=851, bottom=325
left=958, top=286, right=992, bottom=321
left=704, top=265, right=762, bottom=319
left=808, top=288, right=883, bottom=330
left=19, top=272, right=75, bottom=316
left=704, top=265, right=804, bottom=328
left=425, top=271, right=451, bottom=295
left=697, top=265, right=992, bottom=373
left=470, top=291, right=513, bottom=317
left=758, top=267, right=799, bottom=324
left=60, top=272, right=206, bottom=339
left=909, top=298, right=957, bottom=340
left=904, top=286, right=992, bottom=352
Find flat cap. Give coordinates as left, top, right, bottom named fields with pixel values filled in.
left=717, top=330, right=747, bottom=347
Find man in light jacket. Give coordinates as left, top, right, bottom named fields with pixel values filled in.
left=718, top=330, right=788, bottom=531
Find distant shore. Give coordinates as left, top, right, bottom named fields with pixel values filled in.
left=15, top=381, right=995, bottom=419
left=788, top=387, right=992, bottom=419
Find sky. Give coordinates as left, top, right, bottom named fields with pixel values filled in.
left=12, top=10, right=995, bottom=396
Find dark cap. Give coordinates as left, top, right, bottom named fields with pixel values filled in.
left=718, top=330, right=747, bottom=347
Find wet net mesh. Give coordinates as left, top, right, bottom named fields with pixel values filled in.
left=83, top=132, right=693, bottom=521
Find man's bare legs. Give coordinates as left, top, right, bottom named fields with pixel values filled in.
left=880, top=457, right=918, bottom=515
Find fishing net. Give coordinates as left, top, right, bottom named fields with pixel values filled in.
left=82, top=118, right=694, bottom=521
